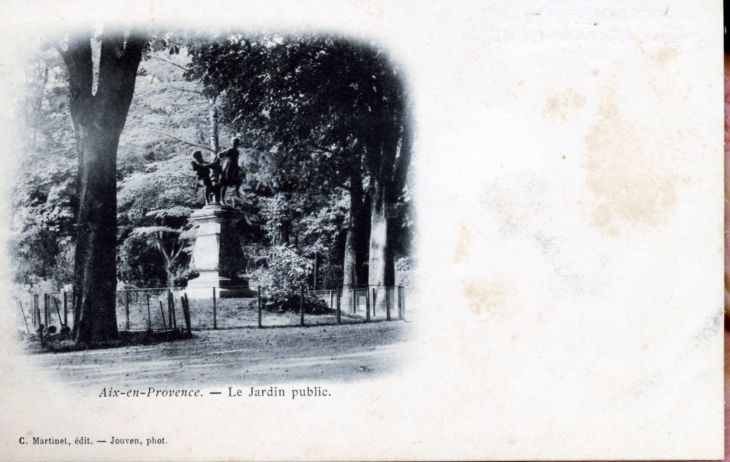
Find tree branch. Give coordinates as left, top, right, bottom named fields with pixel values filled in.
left=169, top=86, right=203, bottom=95
left=52, top=43, right=67, bottom=61
left=150, top=55, right=188, bottom=71
left=170, top=242, right=182, bottom=261
left=149, top=130, right=214, bottom=152
left=156, top=235, right=172, bottom=267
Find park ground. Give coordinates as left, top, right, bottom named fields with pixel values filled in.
left=27, top=319, right=411, bottom=391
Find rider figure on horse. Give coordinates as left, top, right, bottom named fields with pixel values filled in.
left=192, top=138, right=246, bottom=206
left=218, top=137, right=242, bottom=184
left=215, top=137, right=246, bottom=205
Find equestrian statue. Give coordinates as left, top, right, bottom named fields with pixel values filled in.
left=192, top=137, right=246, bottom=206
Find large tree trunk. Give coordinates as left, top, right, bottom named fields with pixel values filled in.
left=366, top=125, right=408, bottom=315
left=59, top=29, right=145, bottom=343
left=342, top=171, right=370, bottom=311
left=367, top=177, right=393, bottom=313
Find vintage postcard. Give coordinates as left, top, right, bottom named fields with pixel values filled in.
left=0, top=0, right=723, bottom=460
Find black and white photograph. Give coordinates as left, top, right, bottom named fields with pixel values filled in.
left=10, top=29, right=415, bottom=387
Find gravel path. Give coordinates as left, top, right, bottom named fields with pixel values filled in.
left=29, top=321, right=411, bottom=391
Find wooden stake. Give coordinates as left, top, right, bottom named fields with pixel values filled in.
left=336, top=287, right=341, bottom=325
left=257, top=287, right=262, bottom=328
left=63, top=292, right=68, bottom=328
left=401, top=287, right=406, bottom=320
left=386, top=287, right=391, bottom=321
left=300, top=285, right=305, bottom=326
left=372, top=288, right=377, bottom=318
left=146, top=294, right=152, bottom=331
left=159, top=300, right=167, bottom=331
left=181, top=294, right=191, bottom=335
left=365, top=288, right=370, bottom=322
left=71, top=292, right=75, bottom=330
left=213, top=287, right=217, bottom=329
left=125, top=291, right=130, bottom=330
left=18, top=300, right=30, bottom=334
left=53, top=297, right=63, bottom=328
left=33, top=294, right=39, bottom=328
left=169, top=292, right=177, bottom=330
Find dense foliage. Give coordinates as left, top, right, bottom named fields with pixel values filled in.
left=11, top=33, right=413, bottom=308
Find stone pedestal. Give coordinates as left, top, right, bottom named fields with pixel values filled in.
left=186, top=205, right=253, bottom=299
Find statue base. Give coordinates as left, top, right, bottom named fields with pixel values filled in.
left=185, top=204, right=254, bottom=299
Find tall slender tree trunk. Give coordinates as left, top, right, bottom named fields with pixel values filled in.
left=58, top=29, right=145, bottom=343
left=366, top=129, right=405, bottom=313
left=209, top=96, right=219, bottom=153
left=367, top=177, right=392, bottom=312
left=342, top=171, right=370, bottom=311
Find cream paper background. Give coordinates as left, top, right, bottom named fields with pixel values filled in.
left=0, top=0, right=723, bottom=460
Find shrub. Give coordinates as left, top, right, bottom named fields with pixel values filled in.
left=253, top=291, right=330, bottom=314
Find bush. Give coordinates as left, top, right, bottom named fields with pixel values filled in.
left=253, top=291, right=330, bottom=315
left=395, top=256, right=413, bottom=288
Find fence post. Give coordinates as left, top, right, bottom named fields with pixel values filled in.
left=63, top=292, right=68, bottom=328
left=53, top=298, right=63, bottom=328
left=365, top=288, right=370, bottom=322
left=185, top=293, right=190, bottom=326
left=43, top=294, right=49, bottom=328
left=181, top=294, right=191, bottom=335
left=146, top=294, right=152, bottom=331
left=185, top=293, right=191, bottom=334
left=401, top=287, right=406, bottom=320
left=386, top=287, right=391, bottom=321
left=213, top=287, right=217, bottom=330
left=125, top=291, right=130, bottom=330
left=257, top=287, right=262, bottom=328
left=32, top=295, right=37, bottom=328
left=300, top=285, right=305, bottom=326
left=352, top=287, right=356, bottom=314
left=330, top=290, right=333, bottom=309
left=372, top=288, right=377, bottom=318
left=171, top=291, right=178, bottom=330
left=159, top=300, right=167, bottom=332
left=18, top=300, right=30, bottom=334
left=167, top=291, right=172, bottom=330
left=336, top=287, right=341, bottom=325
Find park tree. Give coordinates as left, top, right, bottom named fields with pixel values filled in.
left=51, top=28, right=146, bottom=343
left=118, top=161, right=197, bottom=288
left=11, top=49, right=77, bottom=291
